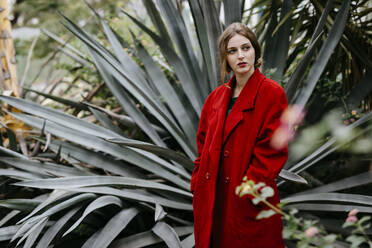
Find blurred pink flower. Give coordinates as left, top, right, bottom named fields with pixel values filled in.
left=351, top=110, right=357, bottom=116
left=346, top=215, right=358, bottom=223
left=348, top=209, right=359, bottom=216
left=271, top=126, right=293, bottom=150
left=304, top=227, right=318, bottom=238
left=280, top=105, right=305, bottom=126
left=270, top=105, right=305, bottom=150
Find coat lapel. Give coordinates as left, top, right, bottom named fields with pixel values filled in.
left=221, top=68, right=266, bottom=145
left=210, top=82, right=231, bottom=152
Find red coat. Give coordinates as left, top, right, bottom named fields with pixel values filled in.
left=191, top=69, right=288, bottom=248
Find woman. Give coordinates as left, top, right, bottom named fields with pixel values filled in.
left=191, top=23, right=288, bottom=248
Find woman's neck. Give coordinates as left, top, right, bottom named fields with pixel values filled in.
left=233, top=69, right=254, bottom=97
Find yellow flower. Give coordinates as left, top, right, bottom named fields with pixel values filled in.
left=242, top=184, right=252, bottom=194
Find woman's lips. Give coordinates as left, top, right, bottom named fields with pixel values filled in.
left=237, top=62, right=247, bottom=67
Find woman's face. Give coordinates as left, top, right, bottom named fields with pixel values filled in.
left=226, top=34, right=255, bottom=77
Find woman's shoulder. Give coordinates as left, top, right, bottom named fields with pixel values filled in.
left=204, top=83, right=228, bottom=104
left=261, top=77, right=285, bottom=93
left=258, top=77, right=288, bottom=105
left=258, top=77, right=286, bottom=101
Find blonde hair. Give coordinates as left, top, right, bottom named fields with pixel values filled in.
left=218, top=23, right=262, bottom=82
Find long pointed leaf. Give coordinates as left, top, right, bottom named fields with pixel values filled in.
left=139, top=202, right=192, bottom=226
left=122, top=9, right=203, bottom=116
left=42, top=28, right=88, bottom=60
left=48, top=186, right=193, bottom=211
left=0, top=145, right=28, bottom=159
left=83, top=102, right=167, bottom=135
left=285, top=31, right=323, bottom=102
left=223, top=0, right=242, bottom=26
left=295, top=0, right=350, bottom=107
left=11, top=217, right=41, bottom=242
left=292, top=172, right=372, bottom=196
left=199, top=0, right=222, bottom=88
left=63, top=196, right=122, bottom=237
left=18, top=190, right=77, bottom=224
left=132, top=34, right=198, bottom=148
left=0, top=225, right=20, bottom=241
left=0, top=95, right=121, bottom=140
left=187, top=0, right=216, bottom=90
left=89, top=47, right=196, bottom=159
left=92, top=207, right=140, bottom=248
left=59, top=15, right=194, bottom=155
left=0, top=199, right=42, bottom=212
left=18, top=217, right=48, bottom=248
left=28, top=193, right=95, bottom=224
left=283, top=193, right=372, bottom=206
left=14, top=176, right=193, bottom=198
left=10, top=194, right=93, bottom=242
left=309, top=0, right=333, bottom=45
left=9, top=113, right=190, bottom=190
left=36, top=206, right=81, bottom=248
left=142, top=0, right=173, bottom=49
left=23, top=87, right=89, bottom=111
left=88, top=48, right=167, bottom=147
left=181, top=233, right=195, bottom=248
left=101, top=17, right=176, bottom=122
left=286, top=0, right=333, bottom=102
left=47, top=139, right=145, bottom=178
left=283, top=203, right=372, bottom=214
left=100, top=20, right=149, bottom=91
left=155, top=0, right=208, bottom=99
left=345, top=70, right=372, bottom=108
left=106, top=137, right=194, bottom=172
left=57, top=45, right=93, bottom=67
left=262, top=0, right=292, bottom=81
left=89, top=107, right=126, bottom=136
left=0, top=96, right=189, bottom=179
left=0, top=157, right=89, bottom=177
left=0, top=210, right=20, bottom=228
left=152, top=221, right=182, bottom=248
left=0, top=168, right=43, bottom=180
left=278, top=169, right=307, bottom=184
left=110, top=226, right=193, bottom=248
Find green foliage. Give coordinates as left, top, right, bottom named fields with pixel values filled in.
left=314, top=77, right=343, bottom=106
left=13, top=0, right=129, bottom=57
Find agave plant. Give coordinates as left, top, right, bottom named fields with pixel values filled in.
left=0, top=0, right=372, bottom=247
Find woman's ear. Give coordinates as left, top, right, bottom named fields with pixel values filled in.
left=255, top=57, right=262, bottom=68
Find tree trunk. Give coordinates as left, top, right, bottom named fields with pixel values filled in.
left=0, top=0, right=19, bottom=97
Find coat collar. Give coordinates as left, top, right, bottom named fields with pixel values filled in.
left=213, top=68, right=265, bottom=112
left=226, top=68, right=265, bottom=111
left=212, top=68, right=266, bottom=146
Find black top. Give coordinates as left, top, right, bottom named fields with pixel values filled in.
left=226, top=97, right=238, bottom=116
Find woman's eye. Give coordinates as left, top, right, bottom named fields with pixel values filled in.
left=228, top=49, right=236, bottom=54
left=243, top=46, right=250, bottom=50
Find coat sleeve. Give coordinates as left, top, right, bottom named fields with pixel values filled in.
left=244, top=85, right=288, bottom=193
left=190, top=98, right=210, bottom=193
